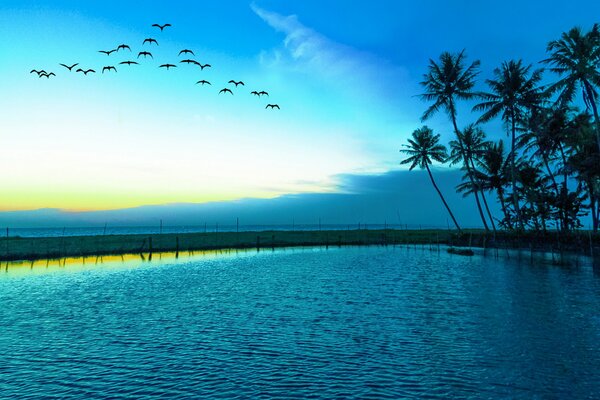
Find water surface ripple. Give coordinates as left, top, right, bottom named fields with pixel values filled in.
left=1, top=246, right=599, bottom=398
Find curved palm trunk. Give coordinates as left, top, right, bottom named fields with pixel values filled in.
left=450, top=109, right=490, bottom=231
left=510, top=112, right=524, bottom=230
left=425, top=163, right=461, bottom=232
left=469, top=158, right=496, bottom=233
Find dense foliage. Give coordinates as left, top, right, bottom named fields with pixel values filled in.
left=403, top=23, right=600, bottom=233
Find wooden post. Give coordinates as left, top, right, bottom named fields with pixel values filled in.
left=257, top=236, right=260, bottom=252
left=176, top=236, right=180, bottom=258
left=148, top=236, right=153, bottom=254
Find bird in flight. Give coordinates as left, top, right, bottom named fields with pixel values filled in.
left=99, top=49, right=117, bottom=55
left=59, top=63, right=78, bottom=71
left=229, top=80, right=244, bottom=87
left=179, top=49, right=195, bottom=56
left=119, top=61, right=139, bottom=66
left=266, top=104, right=280, bottom=109
left=138, top=51, right=153, bottom=59
left=258, top=91, right=269, bottom=96
left=180, top=59, right=198, bottom=65
left=102, top=66, right=117, bottom=73
left=196, top=80, right=211, bottom=85
left=76, top=68, right=96, bottom=75
left=39, top=72, right=56, bottom=78
left=251, top=91, right=260, bottom=96
left=219, top=88, right=233, bottom=95
left=143, top=38, right=159, bottom=46
left=152, top=23, right=171, bottom=31
left=117, top=44, right=131, bottom=52
left=199, top=63, right=211, bottom=70
left=159, top=64, right=177, bottom=70
left=30, top=69, right=47, bottom=76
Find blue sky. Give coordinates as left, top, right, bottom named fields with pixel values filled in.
left=0, top=0, right=598, bottom=223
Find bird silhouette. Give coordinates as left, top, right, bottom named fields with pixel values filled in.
left=119, top=61, right=139, bottom=66
left=258, top=91, right=269, bottom=96
left=59, top=63, right=78, bottom=71
left=180, top=59, right=197, bottom=65
left=152, top=23, right=171, bottom=31
left=159, top=64, right=177, bottom=70
left=99, top=49, right=117, bottom=55
left=39, top=72, right=56, bottom=78
left=179, top=49, right=194, bottom=56
left=143, top=38, right=159, bottom=46
left=199, top=64, right=211, bottom=70
left=266, top=104, right=280, bottom=109
left=102, top=66, right=117, bottom=73
left=138, top=51, right=153, bottom=58
left=219, top=88, right=233, bottom=95
left=196, top=80, right=211, bottom=85
left=228, top=80, right=244, bottom=87
left=30, top=69, right=47, bottom=76
left=117, top=44, right=131, bottom=52
left=251, top=91, right=260, bottom=96
left=76, top=68, right=96, bottom=75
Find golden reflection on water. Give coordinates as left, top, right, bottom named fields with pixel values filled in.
left=0, top=248, right=252, bottom=278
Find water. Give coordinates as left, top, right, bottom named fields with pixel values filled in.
left=1, top=246, right=599, bottom=398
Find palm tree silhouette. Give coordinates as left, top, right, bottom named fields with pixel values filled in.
left=474, top=140, right=511, bottom=227
left=419, top=50, right=489, bottom=231
left=450, top=125, right=496, bottom=232
left=542, top=24, right=600, bottom=152
left=401, top=126, right=461, bottom=232
left=474, top=60, right=544, bottom=230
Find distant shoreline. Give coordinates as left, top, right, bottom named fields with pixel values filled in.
left=0, top=229, right=598, bottom=262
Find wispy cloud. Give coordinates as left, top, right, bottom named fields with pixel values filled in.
left=250, top=3, right=411, bottom=98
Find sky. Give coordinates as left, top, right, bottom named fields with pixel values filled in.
left=0, top=0, right=599, bottom=225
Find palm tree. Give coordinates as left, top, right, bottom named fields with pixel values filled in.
left=448, top=125, right=496, bottom=232
left=400, top=126, right=461, bottom=231
left=419, top=50, right=488, bottom=229
left=419, top=50, right=481, bottom=131
left=474, top=140, right=511, bottom=227
left=473, top=60, right=545, bottom=230
left=542, top=24, right=600, bottom=152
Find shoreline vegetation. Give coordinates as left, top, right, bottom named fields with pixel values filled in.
left=1, top=229, right=600, bottom=262
left=403, top=24, right=600, bottom=236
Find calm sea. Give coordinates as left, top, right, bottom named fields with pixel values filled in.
left=1, top=246, right=599, bottom=398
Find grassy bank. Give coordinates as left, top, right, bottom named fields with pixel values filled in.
left=0, top=229, right=454, bottom=262
left=1, top=229, right=599, bottom=262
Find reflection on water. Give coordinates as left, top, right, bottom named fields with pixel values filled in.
left=0, top=248, right=259, bottom=278
left=1, top=245, right=599, bottom=398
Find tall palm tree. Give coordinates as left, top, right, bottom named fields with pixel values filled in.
left=542, top=24, right=600, bottom=152
left=447, top=126, right=490, bottom=231
left=473, top=60, right=545, bottom=230
left=419, top=50, right=481, bottom=130
left=419, top=50, right=488, bottom=229
left=474, top=140, right=511, bottom=227
left=400, top=126, right=461, bottom=231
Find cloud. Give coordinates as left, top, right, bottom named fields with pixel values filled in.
left=250, top=3, right=410, bottom=98
left=0, top=169, right=500, bottom=229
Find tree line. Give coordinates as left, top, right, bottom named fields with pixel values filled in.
left=401, top=24, right=600, bottom=234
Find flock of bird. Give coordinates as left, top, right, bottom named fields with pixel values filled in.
left=30, top=23, right=281, bottom=110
